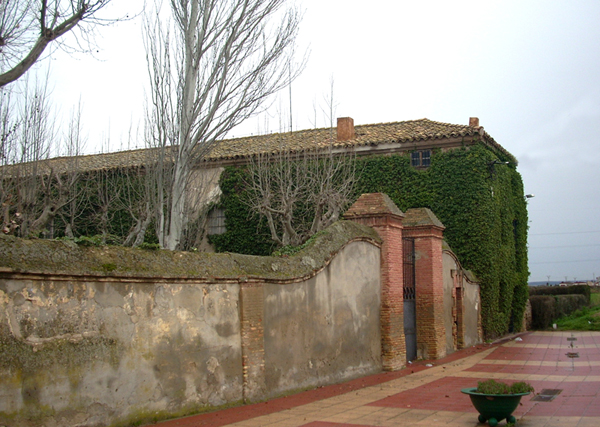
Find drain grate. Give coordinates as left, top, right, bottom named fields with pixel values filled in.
left=531, top=388, right=562, bottom=402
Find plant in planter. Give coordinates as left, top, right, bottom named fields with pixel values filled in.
left=461, top=380, right=534, bottom=426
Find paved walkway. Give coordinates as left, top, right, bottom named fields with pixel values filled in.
left=149, top=331, right=600, bottom=427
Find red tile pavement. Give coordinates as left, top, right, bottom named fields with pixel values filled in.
left=148, top=342, right=496, bottom=427
left=367, top=331, right=600, bottom=419
left=466, top=363, right=595, bottom=375
left=299, top=423, right=378, bottom=427
left=368, top=374, right=600, bottom=418
left=304, top=423, right=384, bottom=427
left=368, top=376, right=480, bottom=413
left=145, top=332, right=600, bottom=427
left=149, top=361, right=435, bottom=427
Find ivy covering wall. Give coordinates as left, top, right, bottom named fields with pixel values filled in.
left=212, top=143, right=529, bottom=339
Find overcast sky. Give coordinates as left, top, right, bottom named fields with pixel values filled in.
left=35, top=0, right=600, bottom=282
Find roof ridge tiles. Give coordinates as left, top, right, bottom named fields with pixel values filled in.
left=1, top=117, right=516, bottom=174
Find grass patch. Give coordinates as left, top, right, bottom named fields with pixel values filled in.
left=555, top=289, right=600, bottom=331
left=591, top=291, right=600, bottom=306
left=555, top=305, right=600, bottom=331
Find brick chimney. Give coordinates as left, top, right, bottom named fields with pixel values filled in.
left=337, top=117, right=355, bottom=141
left=469, top=117, right=480, bottom=127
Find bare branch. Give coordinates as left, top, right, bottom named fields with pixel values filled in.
left=245, top=79, right=356, bottom=248
left=0, top=73, right=86, bottom=237
left=0, top=0, right=131, bottom=87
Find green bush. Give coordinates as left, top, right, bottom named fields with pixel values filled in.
left=138, top=242, right=161, bottom=251
left=73, top=234, right=122, bottom=247
left=476, top=379, right=534, bottom=395
left=555, top=295, right=588, bottom=318
left=529, top=295, right=556, bottom=329
left=529, top=293, right=589, bottom=329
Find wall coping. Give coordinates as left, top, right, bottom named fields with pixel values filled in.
left=0, top=221, right=381, bottom=284
left=442, top=241, right=479, bottom=285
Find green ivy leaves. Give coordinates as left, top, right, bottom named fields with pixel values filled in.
left=216, top=144, right=529, bottom=339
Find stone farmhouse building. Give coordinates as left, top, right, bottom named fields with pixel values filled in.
left=2, top=116, right=522, bottom=355
left=13, top=116, right=514, bottom=213
left=4, top=114, right=523, bottom=355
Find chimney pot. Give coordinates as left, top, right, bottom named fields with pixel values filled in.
left=469, top=117, right=480, bottom=127
left=337, top=117, right=355, bottom=142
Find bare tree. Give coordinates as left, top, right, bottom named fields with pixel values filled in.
left=246, top=143, right=356, bottom=247
left=0, top=0, right=123, bottom=87
left=0, top=76, right=83, bottom=237
left=144, top=0, right=302, bottom=250
left=246, top=80, right=356, bottom=247
left=10, top=76, right=55, bottom=236
left=0, top=86, right=19, bottom=232
left=91, top=166, right=122, bottom=242
left=120, top=166, right=153, bottom=247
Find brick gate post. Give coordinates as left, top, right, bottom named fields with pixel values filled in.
left=344, top=193, right=406, bottom=370
left=403, top=208, right=446, bottom=360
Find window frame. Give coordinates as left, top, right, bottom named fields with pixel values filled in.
left=411, top=149, right=431, bottom=168
left=206, top=207, right=226, bottom=235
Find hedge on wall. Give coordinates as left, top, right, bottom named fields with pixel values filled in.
left=555, top=295, right=588, bottom=319
left=529, top=294, right=588, bottom=329
left=529, top=285, right=591, bottom=304
left=529, top=296, right=556, bottom=329
left=214, top=142, right=529, bottom=339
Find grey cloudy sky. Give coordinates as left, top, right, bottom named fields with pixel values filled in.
left=42, top=0, right=600, bottom=282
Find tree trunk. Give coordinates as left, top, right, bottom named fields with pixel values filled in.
left=164, top=159, right=189, bottom=250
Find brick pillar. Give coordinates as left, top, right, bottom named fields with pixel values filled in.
left=403, top=208, right=446, bottom=360
left=239, top=282, right=266, bottom=402
left=344, top=193, right=406, bottom=370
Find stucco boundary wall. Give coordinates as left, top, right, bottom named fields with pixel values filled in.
left=0, top=221, right=382, bottom=427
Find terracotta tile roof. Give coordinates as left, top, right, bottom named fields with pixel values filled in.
left=204, top=118, right=513, bottom=162
left=1, top=118, right=515, bottom=175
left=0, top=146, right=175, bottom=177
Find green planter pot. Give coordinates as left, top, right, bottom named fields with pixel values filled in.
left=461, top=387, right=531, bottom=426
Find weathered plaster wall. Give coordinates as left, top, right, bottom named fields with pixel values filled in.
left=264, top=241, right=381, bottom=397
left=443, top=254, right=456, bottom=354
left=442, top=247, right=482, bottom=354
left=462, top=274, right=481, bottom=348
left=0, top=221, right=382, bottom=427
left=0, top=278, right=242, bottom=427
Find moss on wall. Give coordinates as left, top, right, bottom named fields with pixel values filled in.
left=0, top=330, right=122, bottom=375
left=0, top=220, right=380, bottom=282
left=0, top=325, right=123, bottom=423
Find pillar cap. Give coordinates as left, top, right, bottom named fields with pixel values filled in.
left=344, top=193, right=404, bottom=220
left=403, top=208, right=445, bottom=229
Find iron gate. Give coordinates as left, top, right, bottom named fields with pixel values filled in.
left=403, top=238, right=417, bottom=361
